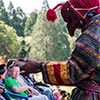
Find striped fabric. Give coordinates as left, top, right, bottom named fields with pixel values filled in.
left=41, top=15, right=100, bottom=100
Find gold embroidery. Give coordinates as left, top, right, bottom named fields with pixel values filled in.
left=72, top=55, right=88, bottom=65
left=46, top=62, right=57, bottom=84
left=60, top=61, right=71, bottom=84
left=95, top=19, right=100, bottom=24
left=70, top=60, right=84, bottom=76
left=85, top=30, right=99, bottom=40
left=76, top=42, right=99, bottom=59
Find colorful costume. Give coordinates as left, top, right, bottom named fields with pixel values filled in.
left=42, top=0, right=100, bottom=100
left=42, top=15, right=100, bottom=99
left=11, top=0, right=100, bottom=100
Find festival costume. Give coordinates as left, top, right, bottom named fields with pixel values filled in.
left=42, top=14, right=100, bottom=100
left=41, top=0, right=100, bottom=100
left=9, top=0, right=100, bottom=100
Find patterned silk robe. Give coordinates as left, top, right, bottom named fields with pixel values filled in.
left=41, top=15, right=100, bottom=100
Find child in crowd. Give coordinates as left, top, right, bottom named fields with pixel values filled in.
left=5, top=64, right=49, bottom=100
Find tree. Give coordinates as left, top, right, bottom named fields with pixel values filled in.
left=41, top=0, right=49, bottom=12
left=0, top=21, right=20, bottom=59
left=7, top=1, right=26, bottom=36
left=28, top=0, right=71, bottom=61
left=29, top=11, right=71, bottom=61
left=19, top=40, right=30, bottom=58
left=0, top=0, right=9, bottom=24
left=24, top=11, right=38, bottom=36
left=7, top=1, right=14, bottom=19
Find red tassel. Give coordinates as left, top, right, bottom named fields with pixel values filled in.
left=46, top=3, right=64, bottom=22
left=46, top=9, right=57, bottom=22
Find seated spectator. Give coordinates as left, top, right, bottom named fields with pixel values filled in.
left=20, top=72, right=56, bottom=100
left=5, top=64, right=49, bottom=100
left=0, top=64, right=6, bottom=100
left=0, top=64, right=11, bottom=100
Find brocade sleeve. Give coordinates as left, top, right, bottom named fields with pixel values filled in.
left=41, top=16, right=100, bottom=86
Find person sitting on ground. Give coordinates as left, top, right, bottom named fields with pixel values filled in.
left=5, top=63, right=49, bottom=100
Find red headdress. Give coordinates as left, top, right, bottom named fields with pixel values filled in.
left=46, top=0, right=100, bottom=36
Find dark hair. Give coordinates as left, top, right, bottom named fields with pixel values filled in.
left=0, top=64, right=6, bottom=74
left=60, top=90, right=66, bottom=95
left=7, top=62, right=15, bottom=70
left=60, top=90, right=67, bottom=98
left=0, top=69, right=6, bottom=74
left=7, top=60, right=20, bottom=70
left=7, top=60, right=15, bottom=68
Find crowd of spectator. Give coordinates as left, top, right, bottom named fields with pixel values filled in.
left=0, top=58, right=70, bottom=100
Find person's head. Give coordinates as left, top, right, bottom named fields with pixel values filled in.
left=8, top=65, right=20, bottom=79
left=46, top=0, right=100, bottom=36
left=7, top=58, right=30, bottom=76
left=0, top=64, right=7, bottom=79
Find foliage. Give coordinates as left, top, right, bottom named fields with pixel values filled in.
left=7, top=1, right=27, bottom=36
left=24, top=11, right=38, bottom=36
left=29, top=11, right=71, bottom=61
left=0, top=0, right=9, bottom=24
left=0, top=21, right=20, bottom=59
left=0, top=0, right=80, bottom=61
left=19, top=39, right=31, bottom=58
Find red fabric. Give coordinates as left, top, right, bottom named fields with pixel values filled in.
left=69, top=0, right=100, bottom=17
left=46, top=0, right=100, bottom=36
left=54, top=63, right=64, bottom=84
left=61, top=0, right=100, bottom=21
left=61, top=0, right=100, bottom=36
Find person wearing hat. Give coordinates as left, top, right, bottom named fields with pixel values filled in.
left=15, top=0, right=100, bottom=99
